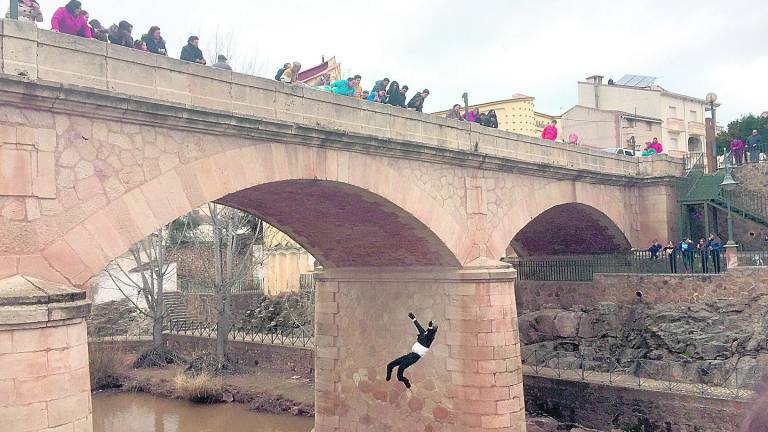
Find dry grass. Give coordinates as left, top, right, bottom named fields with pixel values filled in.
left=174, top=371, right=223, bottom=403
left=89, top=344, right=126, bottom=390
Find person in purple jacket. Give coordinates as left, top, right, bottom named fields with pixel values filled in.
left=50, top=0, right=92, bottom=39
left=730, top=138, right=745, bottom=165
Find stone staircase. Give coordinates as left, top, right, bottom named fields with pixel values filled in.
left=162, top=291, right=197, bottom=331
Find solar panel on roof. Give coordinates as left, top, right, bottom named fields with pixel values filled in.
left=616, top=74, right=657, bottom=88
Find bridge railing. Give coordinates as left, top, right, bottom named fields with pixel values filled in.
left=0, top=19, right=683, bottom=180
left=504, top=250, right=727, bottom=281
left=522, top=349, right=758, bottom=400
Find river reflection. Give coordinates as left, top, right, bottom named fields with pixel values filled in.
left=93, top=392, right=313, bottom=432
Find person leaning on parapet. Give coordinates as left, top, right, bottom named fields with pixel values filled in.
left=371, top=78, right=390, bottom=95
left=385, top=81, right=407, bottom=108
left=407, top=89, right=430, bottom=112
left=730, top=137, right=745, bottom=165
left=484, top=110, right=499, bottom=128
left=142, top=26, right=167, bottom=55
left=51, top=1, right=92, bottom=38
left=663, top=241, right=679, bottom=273
left=541, top=119, right=558, bottom=141
left=648, top=239, right=663, bottom=260
left=368, top=89, right=387, bottom=103
left=212, top=55, right=232, bottom=70
left=180, top=36, right=206, bottom=65
left=330, top=77, right=357, bottom=96
left=279, top=62, right=302, bottom=83
left=707, top=233, right=722, bottom=274
left=88, top=18, right=109, bottom=42
left=275, top=63, right=290, bottom=81
left=747, top=129, right=763, bottom=163
left=108, top=20, right=134, bottom=48
left=5, top=0, right=43, bottom=22
left=446, top=104, right=465, bottom=121
left=463, top=107, right=479, bottom=123
left=133, top=39, right=148, bottom=51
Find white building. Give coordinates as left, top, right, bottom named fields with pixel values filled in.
left=577, top=75, right=708, bottom=156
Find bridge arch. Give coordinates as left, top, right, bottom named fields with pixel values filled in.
left=35, top=143, right=463, bottom=286
left=506, top=203, right=632, bottom=257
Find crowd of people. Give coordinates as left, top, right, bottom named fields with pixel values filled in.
left=272, top=73, right=434, bottom=114
left=729, top=129, right=763, bottom=165
left=444, top=104, right=499, bottom=128
left=648, top=234, right=723, bottom=274
left=10, top=0, right=237, bottom=69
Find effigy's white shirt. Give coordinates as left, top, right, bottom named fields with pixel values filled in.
left=412, top=342, right=429, bottom=356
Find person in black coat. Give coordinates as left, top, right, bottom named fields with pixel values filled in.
left=108, top=20, right=134, bottom=48
left=406, top=89, right=430, bottom=112
left=485, top=109, right=499, bottom=128
left=142, top=26, right=167, bottom=55
left=385, top=81, right=408, bottom=108
left=180, top=36, right=206, bottom=64
left=386, top=313, right=438, bottom=389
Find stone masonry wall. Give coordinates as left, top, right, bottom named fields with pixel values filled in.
left=516, top=267, right=768, bottom=313
left=1, top=319, right=92, bottom=432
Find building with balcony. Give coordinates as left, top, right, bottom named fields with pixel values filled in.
left=577, top=74, right=708, bottom=156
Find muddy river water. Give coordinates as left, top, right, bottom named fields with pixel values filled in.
left=93, top=392, right=314, bottom=432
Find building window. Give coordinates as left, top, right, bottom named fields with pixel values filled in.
left=669, top=106, right=678, bottom=118
left=670, top=136, right=678, bottom=148
left=689, top=110, right=698, bottom=121
left=646, top=121, right=653, bottom=131
left=627, top=118, right=636, bottom=128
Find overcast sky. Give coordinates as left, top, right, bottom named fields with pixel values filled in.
left=80, top=0, right=766, bottom=124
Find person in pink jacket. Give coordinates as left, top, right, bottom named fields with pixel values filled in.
left=51, top=0, right=92, bottom=39
left=541, top=120, right=558, bottom=141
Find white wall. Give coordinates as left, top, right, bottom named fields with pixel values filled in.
left=92, top=256, right=178, bottom=305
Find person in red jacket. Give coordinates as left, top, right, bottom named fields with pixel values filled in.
left=541, top=120, right=558, bottom=141
left=50, top=0, right=92, bottom=39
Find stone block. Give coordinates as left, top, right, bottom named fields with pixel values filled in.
left=1, top=20, right=39, bottom=79
left=0, top=401, right=47, bottom=432
left=105, top=45, right=158, bottom=99
left=47, top=343, right=88, bottom=374
left=41, top=239, right=88, bottom=283
left=35, top=129, right=58, bottom=152
left=481, top=413, right=511, bottom=429
left=73, top=416, right=93, bottom=432
left=47, top=391, right=91, bottom=427
left=14, top=372, right=70, bottom=404
left=0, top=351, right=48, bottom=379
left=12, top=325, right=69, bottom=353
left=0, top=148, right=33, bottom=196
left=37, top=34, right=107, bottom=89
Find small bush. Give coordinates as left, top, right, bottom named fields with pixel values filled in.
left=174, top=371, right=223, bottom=403
left=185, top=352, right=241, bottom=376
left=89, top=345, right=126, bottom=390
left=133, top=346, right=186, bottom=369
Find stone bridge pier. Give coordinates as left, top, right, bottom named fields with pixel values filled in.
left=314, top=265, right=523, bottom=431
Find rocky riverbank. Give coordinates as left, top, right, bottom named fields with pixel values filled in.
left=518, top=293, right=768, bottom=387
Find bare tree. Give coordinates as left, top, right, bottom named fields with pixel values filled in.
left=204, top=203, right=263, bottom=364
left=104, top=217, right=194, bottom=350
left=203, top=27, right=266, bottom=76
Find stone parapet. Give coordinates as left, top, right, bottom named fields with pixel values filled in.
left=0, top=275, right=93, bottom=432
left=0, top=18, right=683, bottom=181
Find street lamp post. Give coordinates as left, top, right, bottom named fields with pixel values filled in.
left=706, top=92, right=718, bottom=172
left=721, top=166, right=740, bottom=267
left=9, top=0, right=20, bottom=19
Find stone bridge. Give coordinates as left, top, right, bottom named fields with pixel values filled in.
left=0, top=20, right=682, bottom=432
